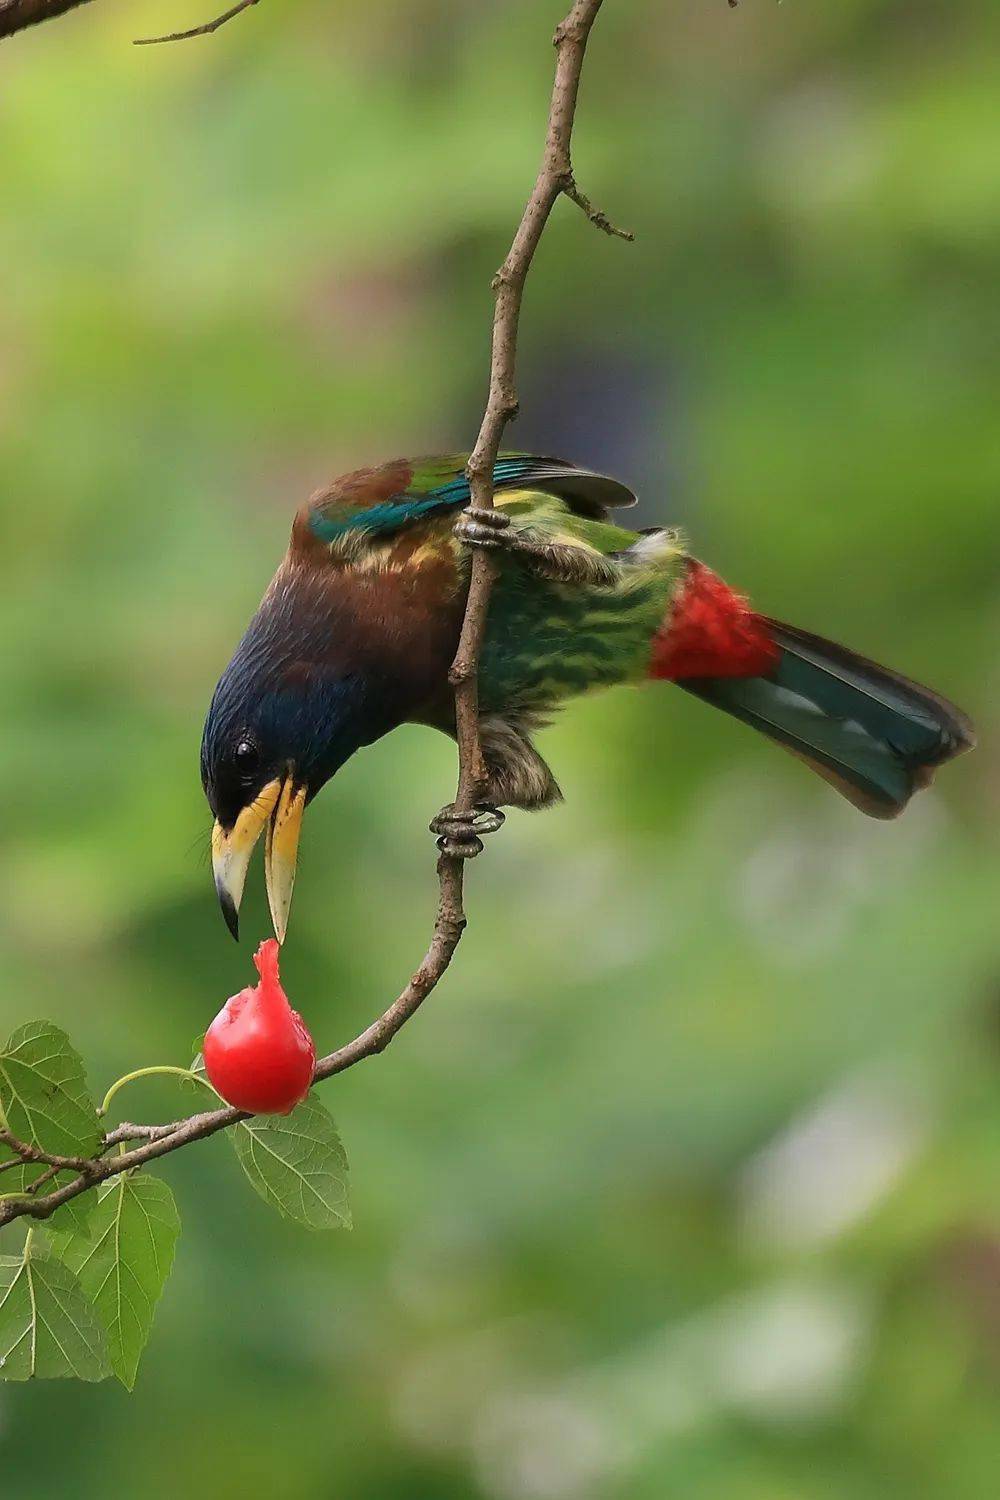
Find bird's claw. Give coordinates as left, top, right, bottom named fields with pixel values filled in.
left=429, top=803, right=505, bottom=858
left=454, top=507, right=512, bottom=550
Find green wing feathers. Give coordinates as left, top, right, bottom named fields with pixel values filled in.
left=304, top=453, right=637, bottom=545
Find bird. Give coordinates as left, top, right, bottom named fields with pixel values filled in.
left=201, top=453, right=975, bottom=942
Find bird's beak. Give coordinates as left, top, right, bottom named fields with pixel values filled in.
left=264, top=778, right=306, bottom=945
left=211, top=775, right=305, bottom=944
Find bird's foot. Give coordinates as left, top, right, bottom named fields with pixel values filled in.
left=453, top=507, right=512, bottom=550
left=429, top=803, right=505, bottom=858
left=455, top=507, right=620, bottom=587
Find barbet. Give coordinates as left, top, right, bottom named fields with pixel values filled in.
left=202, top=455, right=975, bottom=941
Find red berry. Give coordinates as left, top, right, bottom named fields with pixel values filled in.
left=203, top=939, right=315, bottom=1114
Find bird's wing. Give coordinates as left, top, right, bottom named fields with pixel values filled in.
left=298, top=454, right=637, bottom=549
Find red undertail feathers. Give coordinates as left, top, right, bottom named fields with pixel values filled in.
left=650, top=560, right=779, bottom=682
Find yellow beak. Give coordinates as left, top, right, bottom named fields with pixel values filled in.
left=212, top=776, right=306, bottom=944
left=264, top=779, right=307, bottom=944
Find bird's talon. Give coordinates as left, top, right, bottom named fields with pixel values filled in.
left=464, top=507, right=510, bottom=531
left=470, top=805, right=504, bottom=836
left=454, top=508, right=512, bottom=551
left=455, top=524, right=505, bottom=549
left=430, top=803, right=505, bottom=856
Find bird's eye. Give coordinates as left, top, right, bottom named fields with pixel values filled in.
left=234, top=738, right=259, bottom=779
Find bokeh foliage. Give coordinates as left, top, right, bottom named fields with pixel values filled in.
left=0, top=0, right=997, bottom=1495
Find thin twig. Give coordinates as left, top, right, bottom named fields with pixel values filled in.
left=25, top=1162, right=64, bottom=1195
left=134, top=0, right=259, bottom=47
left=450, top=0, right=627, bottom=819
left=562, top=174, right=634, bottom=240
left=0, top=0, right=626, bottom=1232
left=0, top=1129, right=96, bottom=1176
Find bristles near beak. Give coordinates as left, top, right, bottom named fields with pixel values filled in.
left=265, top=779, right=306, bottom=945
left=212, top=779, right=282, bottom=941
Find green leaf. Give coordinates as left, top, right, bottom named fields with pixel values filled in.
left=0, top=1023, right=103, bottom=1233
left=0, top=1022, right=102, bottom=1157
left=46, top=1189, right=96, bottom=1238
left=232, top=1095, right=351, bottom=1231
left=0, top=1248, right=110, bottom=1382
left=49, top=1174, right=180, bottom=1390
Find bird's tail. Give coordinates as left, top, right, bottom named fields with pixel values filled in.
left=649, top=560, right=975, bottom=817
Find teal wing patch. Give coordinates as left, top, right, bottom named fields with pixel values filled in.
left=305, top=454, right=636, bottom=545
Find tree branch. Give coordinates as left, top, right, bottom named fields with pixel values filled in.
left=451, top=0, right=625, bottom=809
left=0, top=1129, right=97, bottom=1177
left=134, top=0, right=259, bottom=47
left=0, top=876, right=466, bottom=1226
left=0, top=0, right=92, bottom=41
left=0, top=0, right=625, bottom=1231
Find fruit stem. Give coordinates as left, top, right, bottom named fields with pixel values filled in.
left=99, top=1065, right=217, bottom=1118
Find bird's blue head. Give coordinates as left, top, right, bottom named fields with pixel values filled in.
left=201, top=603, right=387, bottom=944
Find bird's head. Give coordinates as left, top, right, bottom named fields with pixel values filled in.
left=201, top=595, right=374, bottom=944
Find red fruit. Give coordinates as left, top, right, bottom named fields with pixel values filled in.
left=204, top=940, right=315, bottom=1114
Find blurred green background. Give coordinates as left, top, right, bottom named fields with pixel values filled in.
left=1, top=0, right=998, bottom=1495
